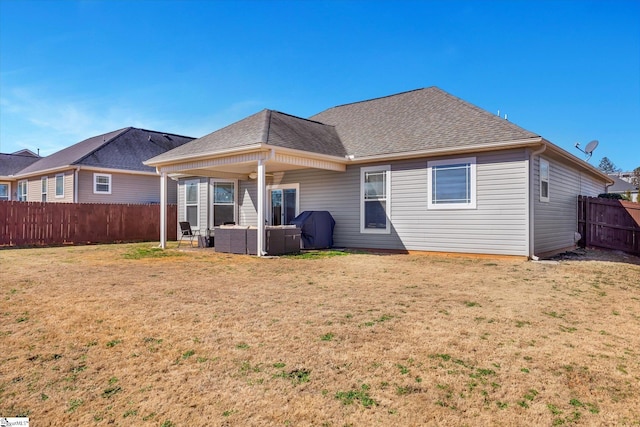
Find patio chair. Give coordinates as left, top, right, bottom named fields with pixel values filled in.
left=178, top=221, right=200, bottom=248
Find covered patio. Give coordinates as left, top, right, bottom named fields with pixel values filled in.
left=144, top=110, right=347, bottom=256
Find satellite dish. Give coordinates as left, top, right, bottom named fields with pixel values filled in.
left=574, top=139, right=599, bottom=161
left=584, top=140, right=599, bottom=154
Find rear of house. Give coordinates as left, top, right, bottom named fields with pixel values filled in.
left=175, top=148, right=605, bottom=257
left=148, top=87, right=611, bottom=258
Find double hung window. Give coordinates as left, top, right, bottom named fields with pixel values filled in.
left=55, top=174, right=64, bottom=198
left=540, top=159, right=550, bottom=202
left=360, top=165, right=391, bottom=233
left=185, top=179, right=199, bottom=227
left=41, top=177, right=48, bottom=202
left=17, top=180, right=27, bottom=201
left=212, top=181, right=235, bottom=226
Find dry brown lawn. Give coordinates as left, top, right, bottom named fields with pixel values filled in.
left=1, top=243, right=639, bottom=426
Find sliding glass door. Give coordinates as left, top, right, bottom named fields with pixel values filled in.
left=269, top=185, right=298, bottom=226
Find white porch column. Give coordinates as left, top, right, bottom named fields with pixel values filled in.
left=257, top=159, right=266, bottom=256
left=159, top=171, right=167, bottom=249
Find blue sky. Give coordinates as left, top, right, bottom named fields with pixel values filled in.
left=1, top=0, right=639, bottom=171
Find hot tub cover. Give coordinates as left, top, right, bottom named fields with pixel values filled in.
left=290, top=211, right=335, bottom=249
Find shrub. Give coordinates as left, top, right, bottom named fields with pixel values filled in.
left=597, top=193, right=624, bottom=200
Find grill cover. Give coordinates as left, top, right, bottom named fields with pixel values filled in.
left=290, top=211, right=335, bottom=249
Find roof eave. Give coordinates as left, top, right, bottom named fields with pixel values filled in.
left=347, top=137, right=544, bottom=164
left=144, top=143, right=266, bottom=168
left=12, top=165, right=75, bottom=179
left=13, top=164, right=158, bottom=179
left=261, top=144, right=348, bottom=164
left=541, top=139, right=614, bottom=184
left=145, top=142, right=349, bottom=169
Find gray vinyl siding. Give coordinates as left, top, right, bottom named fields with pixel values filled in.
left=239, top=180, right=258, bottom=227
left=533, top=155, right=606, bottom=256
left=243, top=149, right=530, bottom=256
left=180, top=149, right=606, bottom=256
left=78, top=170, right=178, bottom=204
left=177, top=177, right=208, bottom=234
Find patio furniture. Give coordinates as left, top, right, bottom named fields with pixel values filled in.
left=213, top=225, right=300, bottom=255
left=177, top=221, right=200, bottom=248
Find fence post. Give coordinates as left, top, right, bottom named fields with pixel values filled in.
left=584, top=196, right=590, bottom=248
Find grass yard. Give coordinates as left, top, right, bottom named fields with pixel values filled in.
left=1, top=243, right=639, bottom=426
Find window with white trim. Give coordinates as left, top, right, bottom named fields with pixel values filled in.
left=211, top=180, right=236, bottom=226
left=428, top=157, right=476, bottom=209
left=41, top=177, right=48, bottom=202
left=93, top=173, right=112, bottom=194
left=0, top=184, right=9, bottom=201
left=268, top=183, right=299, bottom=226
left=539, top=158, right=550, bottom=202
left=185, top=179, right=199, bottom=227
left=360, top=165, right=391, bottom=233
left=17, top=180, right=27, bottom=201
left=55, top=173, right=64, bottom=198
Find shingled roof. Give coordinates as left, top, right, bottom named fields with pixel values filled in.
left=608, top=175, right=639, bottom=193
left=16, top=127, right=194, bottom=175
left=148, top=109, right=345, bottom=164
left=0, top=152, right=41, bottom=177
left=148, top=87, right=541, bottom=168
left=309, top=87, right=540, bottom=158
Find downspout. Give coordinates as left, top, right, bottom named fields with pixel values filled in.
left=74, top=167, right=80, bottom=203
left=604, top=181, right=614, bottom=194
left=528, top=144, right=547, bottom=260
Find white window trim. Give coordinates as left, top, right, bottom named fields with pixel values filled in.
left=209, top=179, right=238, bottom=227
left=0, top=183, right=10, bottom=201
left=18, top=180, right=28, bottom=201
left=360, top=165, right=391, bottom=234
left=184, top=179, right=200, bottom=228
left=267, top=183, right=300, bottom=226
left=93, top=173, right=112, bottom=195
left=427, top=157, right=477, bottom=210
left=41, top=177, right=48, bottom=202
left=55, top=173, right=65, bottom=198
left=540, top=158, right=550, bottom=203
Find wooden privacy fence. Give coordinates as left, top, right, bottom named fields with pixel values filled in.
left=578, top=196, right=640, bottom=255
left=0, top=201, right=177, bottom=247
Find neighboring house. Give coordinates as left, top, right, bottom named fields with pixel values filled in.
left=608, top=174, right=639, bottom=202
left=612, top=170, right=640, bottom=185
left=0, top=149, right=41, bottom=201
left=7, top=127, right=194, bottom=204
left=145, top=87, right=612, bottom=258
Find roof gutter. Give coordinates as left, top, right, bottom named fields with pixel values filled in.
left=346, top=137, right=544, bottom=164
left=144, top=144, right=265, bottom=168
left=11, top=165, right=75, bottom=179
left=11, top=164, right=160, bottom=179
left=260, top=143, right=349, bottom=164
left=145, top=142, right=349, bottom=170
left=74, top=167, right=80, bottom=203
left=541, top=140, right=613, bottom=184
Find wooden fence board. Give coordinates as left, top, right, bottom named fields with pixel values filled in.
left=578, top=196, right=640, bottom=255
left=0, top=201, right=177, bottom=247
